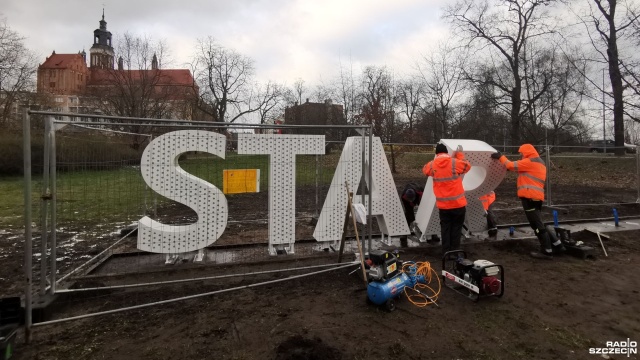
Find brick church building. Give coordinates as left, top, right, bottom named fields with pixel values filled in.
left=36, top=12, right=198, bottom=119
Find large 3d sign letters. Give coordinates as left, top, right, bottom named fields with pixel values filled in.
left=137, top=132, right=506, bottom=256
left=313, top=137, right=409, bottom=243
left=138, top=130, right=228, bottom=253
left=238, top=134, right=325, bottom=255
left=415, top=139, right=506, bottom=239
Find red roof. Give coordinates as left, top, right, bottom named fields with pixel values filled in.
left=88, top=68, right=195, bottom=87
left=40, top=53, right=86, bottom=69
left=156, top=69, right=195, bottom=86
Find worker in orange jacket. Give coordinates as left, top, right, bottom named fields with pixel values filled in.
left=423, top=143, right=471, bottom=253
left=491, top=144, right=564, bottom=259
left=479, top=191, right=498, bottom=237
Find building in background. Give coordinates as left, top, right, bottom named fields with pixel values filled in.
left=284, top=99, right=347, bottom=144
left=37, top=52, right=88, bottom=96
left=35, top=12, right=198, bottom=120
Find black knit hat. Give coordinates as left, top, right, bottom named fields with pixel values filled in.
left=404, top=188, right=416, bottom=202
left=435, top=143, right=448, bottom=154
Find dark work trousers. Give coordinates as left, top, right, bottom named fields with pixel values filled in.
left=402, top=199, right=416, bottom=227
left=486, top=205, right=498, bottom=234
left=520, top=197, right=553, bottom=253
left=439, top=207, right=466, bottom=253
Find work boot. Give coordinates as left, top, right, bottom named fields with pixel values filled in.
left=530, top=251, right=553, bottom=260
left=488, top=228, right=498, bottom=237
left=553, top=244, right=566, bottom=255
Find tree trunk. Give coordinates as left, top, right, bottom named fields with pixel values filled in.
left=390, top=144, right=397, bottom=174
left=510, top=79, right=522, bottom=147
left=607, top=6, right=625, bottom=157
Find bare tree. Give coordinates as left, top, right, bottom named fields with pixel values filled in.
left=535, top=47, right=590, bottom=146
left=334, top=56, right=359, bottom=125
left=456, top=72, right=510, bottom=145
left=194, top=37, right=262, bottom=124
left=580, top=0, right=640, bottom=154
left=0, top=21, right=37, bottom=129
left=358, top=66, right=394, bottom=140
left=311, top=82, right=332, bottom=103
left=91, top=33, right=175, bottom=117
left=357, top=66, right=406, bottom=171
left=395, top=78, right=425, bottom=136
left=293, top=78, right=306, bottom=104
left=444, top=0, right=558, bottom=145
left=416, top=42, right=469, bottom=139
left=255, top=81, right=284, bottom=125
left=87, top=33, right=194, bottom=149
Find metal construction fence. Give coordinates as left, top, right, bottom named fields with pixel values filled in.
left=21, top=110, right=378, bottom=340
left=19, top=110, right=640, bottom=339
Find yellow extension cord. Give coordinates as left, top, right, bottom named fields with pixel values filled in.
left=401, top=261, right=442, bottom=307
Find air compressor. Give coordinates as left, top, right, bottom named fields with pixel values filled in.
left=365, top=250, right=438, bottom=311
left=441, top=250, right=504, bottom=302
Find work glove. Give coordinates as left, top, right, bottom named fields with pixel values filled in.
left=490, top=152, right=502, bottom=159
left=454, top=144, right=464, bottom=159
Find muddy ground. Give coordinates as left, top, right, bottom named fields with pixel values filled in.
left=1, top=169, right=640, bottom=359
left=10, top=229, right=640, bottom=360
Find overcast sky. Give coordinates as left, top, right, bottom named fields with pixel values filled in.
left=3, top=0, right=450, bottom=86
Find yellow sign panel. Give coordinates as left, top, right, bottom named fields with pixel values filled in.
left=223, top=169, right=260, bottom=194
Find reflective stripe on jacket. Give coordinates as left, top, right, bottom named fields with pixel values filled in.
left=422, top=151, right=471, bottom=209
left=499, top=144, right=546, bottom=201
left=479, top=191, right=496, bottom=211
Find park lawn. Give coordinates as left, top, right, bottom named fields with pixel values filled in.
left=0, top=153, right=342, bottom=228
left=0, top=176, right=39, bottom=230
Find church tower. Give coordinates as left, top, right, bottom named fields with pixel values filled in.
left=89, top=10, right=114, bottom=69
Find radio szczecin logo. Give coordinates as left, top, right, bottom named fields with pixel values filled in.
left=589, top=339, right=637, bottom=357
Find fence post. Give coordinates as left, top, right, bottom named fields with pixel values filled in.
left=637, top=150, right=640, bottom=203
left=23, top=109, right=32, bottom=343
left=151, top=135, right=157, bottom=218
left=360, top=130, right=366, bottom=254
left=367, top=126, right=373, bottom=253
left=40, top=117, right=51, bottom=296
left=546, top=144, right=551, bottom=206
left=49, top=116, right=57, bottom=294
left=315, top=154, right=319, bottom=217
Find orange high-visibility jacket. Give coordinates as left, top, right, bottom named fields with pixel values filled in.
left=479, top=191, right=496, bottom=211
left=498, top=144, right=546, bottom=201
left=422, top=151, right=471, bottom=209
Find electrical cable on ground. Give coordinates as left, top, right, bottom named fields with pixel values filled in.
left=401, top=261, right=441, bottom=308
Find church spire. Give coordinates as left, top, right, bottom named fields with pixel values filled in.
left=90, top=10, right=114, bottom=69
left=99, top=9, right=107, bottom=30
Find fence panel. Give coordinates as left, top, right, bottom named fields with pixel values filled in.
left=24, top=112, right=371, bottom=329
left=18, top=112, right=640, bottom=332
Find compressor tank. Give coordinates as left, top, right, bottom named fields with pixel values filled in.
left=367, top=273, right=413, bottom=305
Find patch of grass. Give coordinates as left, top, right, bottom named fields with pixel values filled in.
left=548, top=153, right=638, bottom=189
left=0, top=152, right=343, bottom=228
left=550, top=326, right=593, bottom=348
left=55, top=166, right=152, bottom=227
